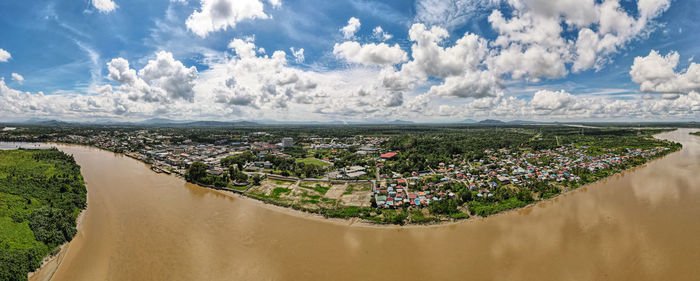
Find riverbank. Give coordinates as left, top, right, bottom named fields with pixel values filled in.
left=2, top=133, right=684, bottom=232
left=28, top=209, right=87, bottom=281
left=40, top=138, right=687, bottom=227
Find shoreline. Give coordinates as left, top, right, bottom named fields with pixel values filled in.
left=5, top=133, right=684, bottom=239
left=28, top=208, right=87, bottom=281
left=203, top=146, right=677, bottom=229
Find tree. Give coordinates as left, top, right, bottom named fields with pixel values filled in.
left=252, top=175, right=262, bottom=185
left=234, top=171, right=249, bottom=183
left=186, top=162, right=207, bottom=182
left=429, top=198, right=459, bottom=215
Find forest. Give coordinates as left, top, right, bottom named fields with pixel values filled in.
left=0, top=149, right=87, bottom=281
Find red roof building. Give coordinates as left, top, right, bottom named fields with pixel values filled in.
left=380, top=152, right=398, bottom=159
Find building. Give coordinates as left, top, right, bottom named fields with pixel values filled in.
left=282, top=137, right=294, bottom=148
left=380, top=152, right=398, bottom=160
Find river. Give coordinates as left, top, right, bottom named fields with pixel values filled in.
left=23, top=129, right=700, bottom=280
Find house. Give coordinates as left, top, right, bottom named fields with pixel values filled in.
left=497, top=175, right=510, bottom=184
left=380, top=152, right=398, bottom=160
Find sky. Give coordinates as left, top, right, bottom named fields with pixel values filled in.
left=0, top=0, right=699, bottom=123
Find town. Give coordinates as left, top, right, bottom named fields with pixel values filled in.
left=0, top=125, right=682, bottom=224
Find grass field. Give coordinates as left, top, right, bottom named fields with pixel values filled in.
left=299, top=181, right=331, bottom=194
left=295, top=158, right=330, bottom=167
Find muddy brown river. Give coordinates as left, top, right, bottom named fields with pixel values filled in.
left=23, top=129, right=700, bottom=280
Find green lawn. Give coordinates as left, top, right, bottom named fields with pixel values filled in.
left=295, top=158, right=330, bottom=167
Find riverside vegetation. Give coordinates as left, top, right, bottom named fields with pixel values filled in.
left=0, top=149, right=86, bottom=281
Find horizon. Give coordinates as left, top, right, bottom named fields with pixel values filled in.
left=1, top=0, right=700, bottom=122
left=2, top=117, right=698, bottom=126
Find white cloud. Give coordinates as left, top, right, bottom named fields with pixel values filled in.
left=267, top=0, right=282, bottom=8
left=333, top=41, right=407, bottom=66
left=372, top=26, right=392, bottom=41
left=107, top=51, right=198, bottom=103
left=0, top=48, right=10, bottom=62
left=630, top=50, right=700, bottom=94
left=383, top=92, right=403, bottom=107
left=289, top=47, right=304, bottom=63
left=0, top=0, right=689, bottom=122
left=11, top=73, right=23, bottom=84
left=478, top=0, right=672, bottom=78
left=92, top=0, right=117, bottom=13
left=427, top=70, right=501, bottom=98
left=186, top=0, right=275, bottom=38
left=341, top=17, right=361, bottom=39
left=456, top=87, right=700, bottom=121
left=380, top=23, right=497, bottom=98
left=400, top=24, right=489, bottom=79
left=530, top=89, right=576, bottom=112
left=414, top=0, right=499, bottom=28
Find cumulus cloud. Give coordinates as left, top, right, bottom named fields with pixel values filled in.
left=457, top=87, right=700, bottom=121
left=11, top=73, right=23, bottom=84
left=92, top=0, right=117, bottom=13
left=201, top=38, right=315, bottom=109
left=630, top=50, right=700, bottom=94
left=333, top=41, right=407, bottom=66
left=379, top=23, right=498, bottom=98
left=427, top=70, right=501, bottom=98
left=194, top=38, right=421, bottom=121
left=186, top=0, right=277, bottom=38
left=402, top=24, right=489, bottom=78
left=341, top=17, right=361, bottom=39
left=530, top=89, right=577, bottom=112
left=383, top=92, right=403, bottom=107
left=0, top=48, right=10, bottom=62
left=478, top=0, right=671, bottom=79
left=107, top=51, right=198, bottom=103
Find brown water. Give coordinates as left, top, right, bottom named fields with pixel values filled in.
left=27, top=129, right=700, bottom=281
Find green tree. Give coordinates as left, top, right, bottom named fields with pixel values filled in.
left=186, top=162, right=207, bottom=182
left=252, top=175, right=262, bottom=185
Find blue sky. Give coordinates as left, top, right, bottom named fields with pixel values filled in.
left=0, top=0, right=698, bottom=122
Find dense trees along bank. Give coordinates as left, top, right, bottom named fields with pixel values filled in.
left=0, top=149, right=86, bottom=281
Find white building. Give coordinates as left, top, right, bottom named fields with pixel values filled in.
left=282, top=137, right=294, bottom=148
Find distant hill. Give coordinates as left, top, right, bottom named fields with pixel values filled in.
left=387, top=120, right=414, bottom=125
left=181, top=121, right=260, bottom=127
left=139, top=118, right=191, bottom=125
left=19, top=119, right=74, bottom=126
left=507, top=120, right=538, bottom=124
left=478, top=119, right=505, bottom=124
left=461, top=119, right=477, bottom=123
